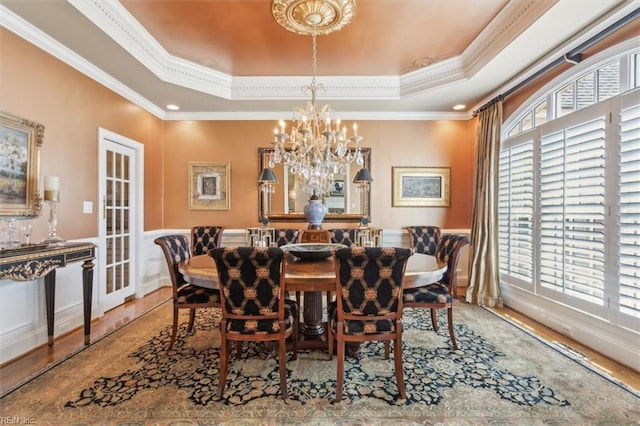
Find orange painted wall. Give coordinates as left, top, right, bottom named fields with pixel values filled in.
left=162, top=119, right=475, bottom=230
left=2, top=28, right=475, bottom=236
left=0, top=29, right=164, bottom=240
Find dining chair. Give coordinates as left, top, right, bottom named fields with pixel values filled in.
left=154, top=234, right=220, bottom=350
left=402, top=233, right=470, bottom=350
left=274, top=228, right=302, bottom=246
left=327, top=246, right=413, bottom=402
left=328, top=229, right=357, bottom=246
left=209, top=246, right=298, bottom=400
left=405, top=226, right=441, bottom=255
left=300, top=229, right=331, bottom=243
left=191, top=226, right=225, bottom=255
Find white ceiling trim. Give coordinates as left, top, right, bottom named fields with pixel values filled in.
left=163, top=110, right=472, bottom=122
left=0, top=5, right=166, bottom=119
left=66, top=0, right=551, bottom=103
left=2, top=4, right=462, bottom=121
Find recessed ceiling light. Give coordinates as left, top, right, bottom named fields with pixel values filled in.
left=166, top=104, right=180, bottom=111
left=453, top=104, right=466, bottom=111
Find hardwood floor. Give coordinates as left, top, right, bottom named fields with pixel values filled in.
left=1, top=288, right=638, bottom=396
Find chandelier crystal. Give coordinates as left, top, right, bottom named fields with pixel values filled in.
left=270, top=0, right=362, bottom=195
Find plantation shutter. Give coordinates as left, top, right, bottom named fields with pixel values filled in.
left=618, top=93, right=640, bottom=319
left=498, top=140, right=534, bottom=283
left=539, top=114, right=606, bottom=305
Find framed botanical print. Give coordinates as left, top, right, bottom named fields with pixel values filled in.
left=189, top=162, right=231, bottom=210
left=0, top=111, right=44, bottom=217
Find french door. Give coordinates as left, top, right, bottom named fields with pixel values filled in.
left=98, top=129, right=143, bottom=312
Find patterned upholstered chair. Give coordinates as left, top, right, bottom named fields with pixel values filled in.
left=191, top=226, right=225, bottom=256
left=274, top=228, right=302, bottom=247
left=154, top=234, right=220, bottom=350
left=403, top=234, right=470, bottom=350
left=329, top=229, right=358, bottom=246
left=405, top=226, right=441, bottom=255
left=327, top=246, right=413, bottom=402
left=209, top=246, right=298, bottom=400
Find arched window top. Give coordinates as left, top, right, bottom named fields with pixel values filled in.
left=504, top=37, right=639, bottom=138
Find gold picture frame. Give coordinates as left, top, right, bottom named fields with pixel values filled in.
left=0, top=111, right=44, bottom=217
left=189, top=162, right=230, bottom=210
left=392, top=167, right=450, bottom=207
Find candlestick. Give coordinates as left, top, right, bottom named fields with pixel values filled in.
left=43, top=176, right=60, bottom=202
left=40, top=178, right=65, bottom=247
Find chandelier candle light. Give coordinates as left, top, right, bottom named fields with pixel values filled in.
left=41, top=176, right=65, bottom=246
left=270, top=0, right=363, bottom=197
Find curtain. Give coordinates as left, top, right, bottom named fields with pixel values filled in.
left=465, top=99, right=503, bottom=308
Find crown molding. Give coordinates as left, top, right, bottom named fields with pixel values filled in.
left=163, top=110, right=471, bottom=121
left=67, top=0, right=552, bottom=102
left=461, top=0, right=556, bottom=76
left=0, top=5, right=166, bottom=119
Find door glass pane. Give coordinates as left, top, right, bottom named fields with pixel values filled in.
left=106, top=151, right=114, bottom=178
left=123, top=182, right=129, bottom=207
left=123, top=155, right=129, bottom=180
left=106, top=265, right=113, bottom=293
left=115, top=153, right=122, bottom=178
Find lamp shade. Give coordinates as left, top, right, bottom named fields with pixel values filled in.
left=258, top=168, right=279, bottom=183
left=353, top=168, right=373, bottom=183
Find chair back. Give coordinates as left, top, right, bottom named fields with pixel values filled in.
left=210, top=246, right=286, bottom=325
left=436, top=234, right=471, bottom=291
left=154, top=234, right=191, bottom=292
left=191, top=226, right=225, bottom=255
left=405, top=226, right=441, bottom=255
left=329, top=229, right=357, bottom=247
left=274, top=228, right=301, bottom=246
left=334, top=247, right=412, bottom=324
left=300, top=229, right=330, bottom=243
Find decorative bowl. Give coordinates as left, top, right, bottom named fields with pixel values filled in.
left=281, top=243, right=347, bottom=261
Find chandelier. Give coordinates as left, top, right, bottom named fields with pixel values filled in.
left=270, top=0, right=363, bottom=195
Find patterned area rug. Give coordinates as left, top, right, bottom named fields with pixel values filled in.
left=1, top=300, right=638, bottom=425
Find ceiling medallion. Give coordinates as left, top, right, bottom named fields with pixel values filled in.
left=272, top=0, right=356, bottom=36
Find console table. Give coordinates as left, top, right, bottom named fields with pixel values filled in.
left=0, top=242, right=96, bottom=346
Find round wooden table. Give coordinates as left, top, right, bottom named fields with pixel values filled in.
left=179, top=253, right=447, bottom=345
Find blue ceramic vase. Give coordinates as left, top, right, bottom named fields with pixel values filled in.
left=304, top=192, right=327, bottom=229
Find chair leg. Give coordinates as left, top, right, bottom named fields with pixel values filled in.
left=430, top=308, right=439, bottom=332
left=335, top=335, right=345, bottom=402
left=384, top=341, right=390, bottom=359
left=327, top=320, right=334, bottom=360
left=278, top=337, right=288, bottom=401
left=187, top=308, right=196, bottom=332
left=218, top=336, right=229, bottom=399
left=447, top=307, right=458, bottom=350
left=169, top=306, right=179, bottom=350
left=393, top=334, right=406, bottom=400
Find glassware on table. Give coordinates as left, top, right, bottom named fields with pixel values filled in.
left=21, top=224, right=33, bottom=246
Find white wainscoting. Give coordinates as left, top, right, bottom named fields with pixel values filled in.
left=0, top=237, right=99, bottom=364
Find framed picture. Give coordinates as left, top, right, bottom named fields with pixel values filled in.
left=392, top=167, right=450, bottom=207
left=0, top=111, right=44, bottom=217
left=330, top=179, right=345, bottom=196
left=189, top=162, right=230, bottom=210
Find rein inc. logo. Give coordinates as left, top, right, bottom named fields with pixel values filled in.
left=0, top=418, right=34, bottom=424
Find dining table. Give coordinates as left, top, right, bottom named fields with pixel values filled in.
left=179, top=251, right=447, bottom=348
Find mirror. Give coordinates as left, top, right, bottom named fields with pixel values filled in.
left=258, top=147, right=371, bottom=223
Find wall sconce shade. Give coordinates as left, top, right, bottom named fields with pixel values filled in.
left=258, top=168, right=279, bottom=184
left=353, top=168, right=373, bottom=183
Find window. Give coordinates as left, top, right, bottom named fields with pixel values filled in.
left=500, top=41, right=640, bottom=331
left=506, top=46, right=638, bottom=137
